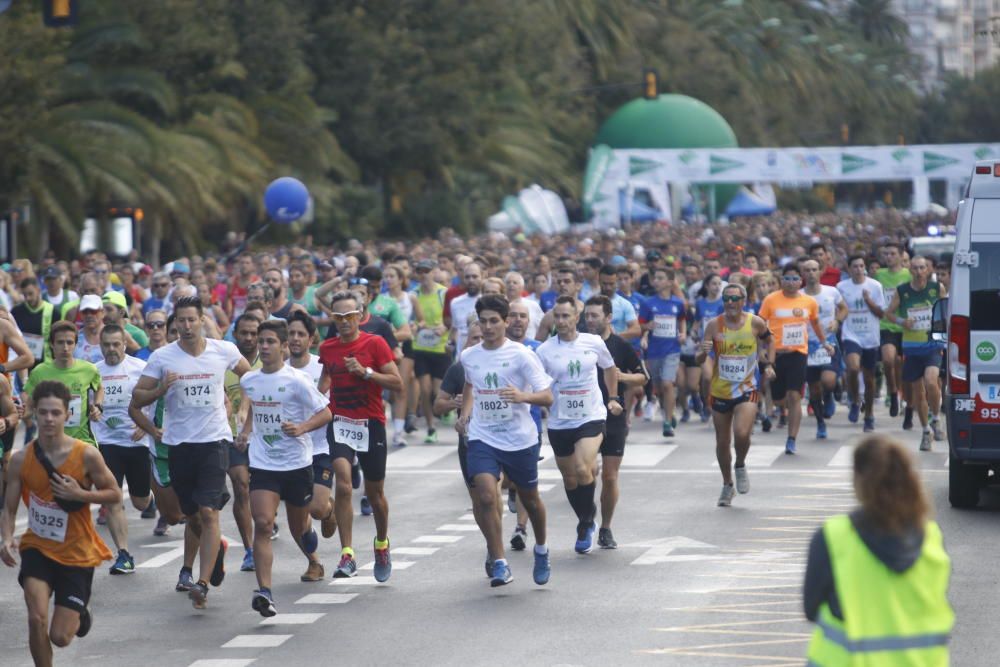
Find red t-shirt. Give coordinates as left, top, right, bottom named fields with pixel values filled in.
left=820, top=266, right=841, bottom=287
left=319, top=332, right=394, bottom=423
left=443, top=285, right=466, bottom=321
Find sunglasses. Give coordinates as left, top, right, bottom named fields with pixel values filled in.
left=146, top=321, right=166, bottom=329
left=782, top=275, right=801, bottom=282
left=94, top=269, right=108, bottom=274
left=722, top=295, right=744, bottom=303
left=332, top=310, right=361, bottom=322
left=348, top=278, right=369, bottom=286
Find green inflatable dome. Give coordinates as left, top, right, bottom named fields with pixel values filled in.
left=595, top=94, right=738, bottom=214
left=595, top=94, right=738, bottom=150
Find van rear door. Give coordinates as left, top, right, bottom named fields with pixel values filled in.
left=968, top=198, right=1000, bottom=453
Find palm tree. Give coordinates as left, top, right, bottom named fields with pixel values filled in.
left=847, top=0, right=909, bottom=45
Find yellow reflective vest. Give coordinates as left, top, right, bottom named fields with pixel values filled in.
left=807, top=514, right=954, bottom=666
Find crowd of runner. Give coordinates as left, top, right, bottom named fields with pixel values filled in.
left=0, top=207, right=951, bottom=665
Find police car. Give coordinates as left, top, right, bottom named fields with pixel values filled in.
left=935, top=160, right=1000, bottom=507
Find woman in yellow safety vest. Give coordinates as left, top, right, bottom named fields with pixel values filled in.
left=804, top=434, right=953, bottom=666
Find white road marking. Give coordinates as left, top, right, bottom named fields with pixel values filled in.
left=189, top=661, right=256, bottom=667
left=329, top=578, right=388, bottom=586
left=386, top=447, right=452, bottom=469
left=413, top=535, right=463, bottom=543
left=743, top=446, right=787, bottom=468
left=623, top=444, right=677, bottom=467
left=222, top=635, right=292, bottom=648
left=393, top=546, right=439, bottom=555
left=538, top=483, right=556, bottom=492
left=458, top=513, right=475, bottom=521
left=538, top=469, right=562, bottom=480
left=137, top=540, right=185, bottom=569
left=360, top=560, right=415, bottom=571
left=295, top=593, right=358, bottom=604
left=827, top=445, right=854, bottom=467
left=628, top=536, right=715, bottom=566
left=258, top=613, right=325, bottom=625
left=435, top=524, right=479, bottom=531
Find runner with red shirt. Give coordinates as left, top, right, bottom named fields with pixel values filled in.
left=318, top=291, right=402, bottom=581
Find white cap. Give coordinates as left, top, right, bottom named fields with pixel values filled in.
left=79, top=294, right=103, bottom=312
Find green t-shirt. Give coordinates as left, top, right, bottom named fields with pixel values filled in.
left=126, top=322, right=149, bottom=349
left=896, top=281, right=942, bottom=351
left=25, top=359, right=102, bottom=446
left=369, top=294, right=406, bottom=329
left=875, top=267, right=911, bottom=333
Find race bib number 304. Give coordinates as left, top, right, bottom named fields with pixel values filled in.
left=558, top=387, right=592, bottom=420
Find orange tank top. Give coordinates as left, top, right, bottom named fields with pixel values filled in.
left=19, top=440, right=113, bottom=567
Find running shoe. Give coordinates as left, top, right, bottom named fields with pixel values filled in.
left=153, top=516, right=170, bottom=536
left=816, top=422, right=828, bottom=440
left=141, top=498, right=157, bottom=519
left=404, top=413, right=418, bottom=434
left=241, top=548, right=255, bottom=572
left=300, top=560, right=325, bottom=582
left=301, top=528, right=319, bottom=555
left=76, top=607, right=92, bottom=637
left=680, top=408, right=690, bottom=423
left=510, top=526, right=527, bottom=551
left=931, top=418, right=944, bottom=441
left=902, top=408, right=914, bottom=431
left=188, top=581, right=209, bottom=609
left=889, top=394, right=899, bottom=417
left=251, top=588, right=277, bottom=617
left=643, top=401, right=655, bottom=422
left=670, top=415, right=677, bottom=429
left=485, top=557, right=493, bottom=578
left=507, top=488, right=517, bottom=514
left=424, top=428, right=438, bottom=444
left=848, top=403, right=860, bottom=424
left=392, top=431, right=407, bottom=448
left=700, top=407, right=710, bottom=423
left=175, top=568, right=194, bottom=592
left=823, top=393, right=836, bottom=419
left=210, top=539, right=227, bottom=587
left=97, top=505, right=108, bottom=526
left=334, top=553, right=357, bottom=578
left=863, top=417, right=875, bottom=433
left=920, top=430, right=933, bottom=452
left=691, top=395, right=703, bottom=414
left=109, top=549, right=135, bottom=575
left=533, top=548, right=551, bottom=585
left=785, top=437, right=796, bottom=455
left=735, top=466, right=750, bottom=494
left=271, top=523, right=280, bottom=540
left=440, top=411, right=456, bottom=425
left=321, top=508, right=337, bottom=539
left=597, top=527, right=617, bottom=549
left=490, top=560, right=513, bottom=587
left=360, top=496, right=373, bottom=516
left=662, top=422, right=675, bottom=438
left=761, top=416, right=772, bottom=433
left=373, top=540, right=391, bottom=582
left=574, top=521, right=596, bottom=554
left=717, top=484, right=735, bottom=507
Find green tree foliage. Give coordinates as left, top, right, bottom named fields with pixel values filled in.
left=0, top=0, right=993, bottom=253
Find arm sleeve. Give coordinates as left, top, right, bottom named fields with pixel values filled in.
left=521, top=349, right=553, bottom=392
left=306, top=379, right=329, bottom=415
left=622, top=299, right=637, bottom=323
left=141, top=349, right=163, bottom=380
left=373, top=336, right=395, bottom=368
left=225, top=341, right=243, bottom=371
left=803, top=527, right=834, bottom=622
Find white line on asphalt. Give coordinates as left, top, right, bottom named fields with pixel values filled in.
left=413, top=535, right=463, bottom=543
left=386, top=447, right=452, bottom=469
left=328, top=578, right=388, bottom=586
left=538, top=469, right=562, bottom=479
left=258, top=613, right=325, bottom=625
left=387, top=468, right=947, bottom=475
left=827, top=445, right=854, bottom=467
left=435, top=524, right=479, bottom=531
left=623, top=445, right=677, bottom=467
left=458, top=513, right=475, bottom=521
left=188, top=660, right=256, bottom=667
left=538, top=483, right=556, bottom=492
left=222, top=635, right=293, bottom=648
left=359, top=560, right=415, bottom=571
left=295, top=593, right=358, bottom=604
left=136, top=540, right=185, bottom=568
left=393, top=547, right=439, bottom=555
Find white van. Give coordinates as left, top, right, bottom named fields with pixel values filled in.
left=936, top=160, right=1000, bottom=507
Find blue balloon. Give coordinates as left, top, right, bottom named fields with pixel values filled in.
left=264, top=177, right=309, bottom=224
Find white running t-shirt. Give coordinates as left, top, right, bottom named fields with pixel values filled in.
left=289, top=355, right=328, bottom=457
left=141, top=339, right=243, bottom=445
left=837, top=278, right=885, bottom=349
left=94, top=356, right=151, bottom=448
left=536, top=333, right=615, bottom=430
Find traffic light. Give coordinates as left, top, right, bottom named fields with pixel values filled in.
left=42, top=0, right=79, bottom=27
left=643, top=68, right=658, bottom=100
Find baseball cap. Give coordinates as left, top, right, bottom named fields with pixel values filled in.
left=170, top=262, right=190, bottom=275
left=102, top=291, right=127, bottom=310
left=42, top=266, right=62, bottom=280
left=79, top=294, right=103, bottom=312
left=415, top=259, right=437, bottom=271
left=609, top=255, right=627, bottom=267
left=646, top=250, right=662, bottom=262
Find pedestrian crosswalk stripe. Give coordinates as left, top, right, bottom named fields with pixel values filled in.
left=436, top=524, right=479, bottom=531
left=387, top=447, right=452, bottom=469
left=295, top=594, right=358, bottom=604
left=258, top=613, right=325, bottom=625
left=189, top=660, right=257, bottom=667
left=413, top=535, right=463, bottom=543
left=393, top=547, right=439, bottom=555
left=623, top=445, right=677, bottom=467
left=359, top=560, right=415, bottom=570
left=329, top=578, right=388, bottom=586
left=222, top=635, right=292, bottom=648
left=827, top=445, right=854, bottom=467
left=710, top=445, right=785, bottom=469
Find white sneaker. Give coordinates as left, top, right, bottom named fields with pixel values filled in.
left=919, top=430, right=932, bottom=452
left=717, top=484, right=735, bottom=507
left=643, top=402, right=656, bottom=422
left=734, top=466, right=750, bottom=494
left=931, top=418, right=944, bottom=442
left=392, top=431, right=407, bottom=447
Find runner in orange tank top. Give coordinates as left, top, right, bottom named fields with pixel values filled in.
left=1, top=380, right=120, bottom=667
